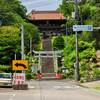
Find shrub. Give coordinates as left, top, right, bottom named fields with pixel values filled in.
left=26, top=73, right=32, bottom=80
left=0, top=65, right=11, bottom=72
left=93, top=68, right=100, bottom=80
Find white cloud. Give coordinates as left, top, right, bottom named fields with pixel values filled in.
left=20, top=0, right=62, bottom=13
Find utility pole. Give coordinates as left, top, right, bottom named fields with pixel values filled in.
left=0, top=20, right=2, bottom=26
left=66, top=0, right=80, bottom=81
left=38, top=52, right=41, bottom=73
left=30, top=37, right=32, bottom=53
left=66, top=25, right=68, bottom=45
left=15, top=52, right=16, bottom=60
left=74, top=0, right=80, bottom=81
left=21, top=25, right=25, bottom=60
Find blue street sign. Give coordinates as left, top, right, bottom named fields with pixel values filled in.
left=73, top=25, right=93, bottom=31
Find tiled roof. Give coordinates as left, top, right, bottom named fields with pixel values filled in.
left=28, top=11, right=66, bottom=20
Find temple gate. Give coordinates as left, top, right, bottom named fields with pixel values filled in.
left=27, top=11, right=66, bottom=74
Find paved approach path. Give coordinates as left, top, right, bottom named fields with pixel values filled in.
left=0, top=80, right=100, bottom=100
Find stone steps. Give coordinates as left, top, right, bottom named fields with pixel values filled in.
left=42, top=37, right=54, bottom=73
left=41, top=73, right=57, bottom=80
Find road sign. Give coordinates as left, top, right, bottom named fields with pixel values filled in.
left=12, top=60, right=28, bottom=70
left=73, top=25, right=93, bottom=31
left=13, top=73, right=25, bottom=85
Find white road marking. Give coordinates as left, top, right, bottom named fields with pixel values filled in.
left=53, top=85, right=80, bottom=89
left=0, top=92, right=13, bottom=95
left=28, top=86, right=35, bottom=89
left=64, top=86, right=72, bottom=89
left=0, top=92, right=16, bottom=100
left=9, top=93, right=16, bottom=100
left=76, top=86, right=80, bottom=88
left=53, top=86, right=61, bottom=89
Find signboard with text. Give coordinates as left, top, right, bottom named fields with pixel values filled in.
left=73, top=25, right=93, bottom=31
left=13, top=73, right=25, bottom=85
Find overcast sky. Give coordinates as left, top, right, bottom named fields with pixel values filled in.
left=20, top=0, right=62, bottom=13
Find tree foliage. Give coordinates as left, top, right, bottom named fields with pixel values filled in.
left=0, top=0, right=27, bottom=25
left=0, top=65, right=11, bottom=72
left=59, top=0, right=100, bottom=80
left=60, top=0, right=74, bottom=17
left=53, top=36, right=65, bottom=50
left=0, top=26, right=20, bottom=64
left=59, top=0, right=100, bottom=49
left=63, top=35, right=98, bottom=80
left=22, top=22, right=41, bottom=52
left=0, top=0, right=40, bottom=66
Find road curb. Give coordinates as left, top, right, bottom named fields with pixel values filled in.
left=75, top=82, right=89, bottom=88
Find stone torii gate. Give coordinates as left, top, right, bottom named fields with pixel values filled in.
left=33, top=50, right=62, bottom=73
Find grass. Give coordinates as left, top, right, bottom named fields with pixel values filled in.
left=93, top=84, right=100, bottom=90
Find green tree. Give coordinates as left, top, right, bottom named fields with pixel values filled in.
left=0, top=24, right=40, bottom=65
left=23, top=22, right=41, bottom=52
left=63, top=35, right=97, bottom=80
left=0, top=26, right=20, bottom=64
left=0, top=0, right=27, bottom=25
left=60, top=0, right=100, bottom=49
left=0, top=0, right=41, bottom=66
left=58, top=0, right=100, bottom=80
left=53, top=36, right=65, bottom=50
left=59, top=0, right=74, bottom=17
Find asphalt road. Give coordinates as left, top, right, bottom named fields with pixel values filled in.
left=0, top=80, right=100, bottom=100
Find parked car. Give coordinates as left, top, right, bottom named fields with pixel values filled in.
left=0, top=73, right=12, bottom=87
